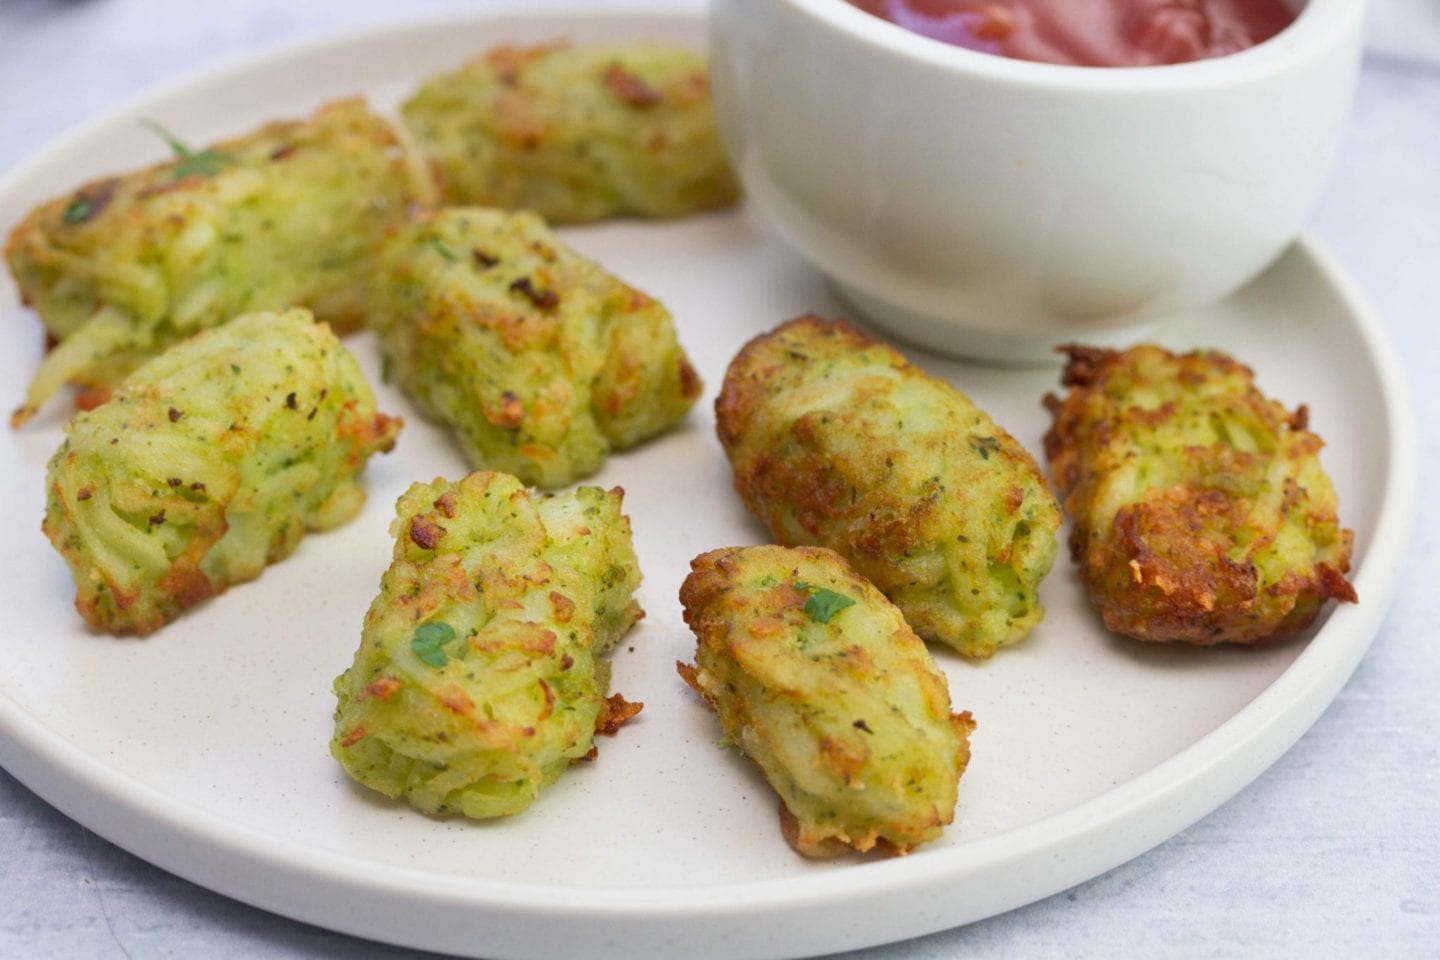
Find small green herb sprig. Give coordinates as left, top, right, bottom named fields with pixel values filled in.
left=62, top=197, right=95, bottom=223
left=794, top=581, right=856, bottom=624
left=141, top=119, right=236, bottom=180
left=411, top=621, right=462, bottom=668
left=429, top=237, right=460, bottom=262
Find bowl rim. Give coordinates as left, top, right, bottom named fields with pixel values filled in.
left=760, top=0, right=1363, bottom=91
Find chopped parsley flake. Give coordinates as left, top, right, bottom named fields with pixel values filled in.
left=970, top=435, right=1001, bottom=460
left=62, top=197, right=93, bottom=223
left=411, top=621, right=459, bottom=668
left=794, top=582, right=856, bottom=624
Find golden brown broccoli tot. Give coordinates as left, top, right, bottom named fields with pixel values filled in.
left=1043, top=344, right=1357, bottom=645
left=678, top=544, right=974, bottom=857
left=401, top=42, right=739, bottom=222
left=7, top=98, right=433, bottom=425
left=368, top=207, right=702, bottom=488
left=331, top=471, right=644, bottom=819
left=42, top=308, right=401, bottom=635
left=716, top=316, right=1061, bottom=659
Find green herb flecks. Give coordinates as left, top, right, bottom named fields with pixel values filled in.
left=142, top=119, right=236, bottom=180
left=970, top=435, right=1001, bottom=460
left=60, top=179, right=117, bottom=225
left=430, top=237, right=460, bottom=262
left=411, top=621, right=459, bottom=668
left=794, top=581, right=856, bottom=624
left=62, top=197, right=94, bottom=223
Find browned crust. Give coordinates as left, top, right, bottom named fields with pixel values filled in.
left=1043, top=344, right=1356, bottom=646
left=602, top=64, right=663, bottom=107
left=714, top=317, right=1054, bottom=659
left=338, top=407, right=403, bottom=459
left=715, top=314, right=856, bottom=454
left=594, top=692, right=644, bottom=736
left=715, top=317, right=927, bottom=555
left=50, top=471, right=228, bottom=637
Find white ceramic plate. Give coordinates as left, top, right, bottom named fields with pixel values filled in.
left=0, top=11, right=1418, bottom=960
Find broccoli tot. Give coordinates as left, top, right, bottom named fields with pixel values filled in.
left=7, top=98, right=433, bottom=425
left=716, top=316, right=1061, bottom=659
left=402, top=42, right=739, bottom=223
left=368, top=207, right=702, bottom=488
left=678, top=545, right=974, bottom=857
left=1043, top=344, right=1357, bottom=644
left=331, top=471, right=644, bottom=820
left=42, top=308, right=401, bottom=635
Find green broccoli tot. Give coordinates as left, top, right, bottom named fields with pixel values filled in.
left=679, top=545, right=975, bottom=856
left=716, top=316, right=1062, bottom=659
left=331, top=471, right=644, bottom=819
left=402, top=42, right=739, bottom=223
left=43, top=308, right=401, bottom=635
left=8, top=98, right=433, bottom=425
left=368, top=207, right=702, bottom=488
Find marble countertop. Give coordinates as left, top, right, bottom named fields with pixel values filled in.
left=2, top=1, right=1436, bottom=957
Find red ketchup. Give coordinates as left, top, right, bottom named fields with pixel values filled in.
left=847, top=0, right=1298, bottom=67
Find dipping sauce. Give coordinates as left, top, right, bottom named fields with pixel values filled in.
left=846, top=0, right=1298, bottom=67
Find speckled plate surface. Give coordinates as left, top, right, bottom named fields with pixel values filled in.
left=0, top=10, right=1418, bottom=960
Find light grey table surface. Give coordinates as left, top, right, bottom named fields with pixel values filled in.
left=1, top=1, right=1436, bottom=958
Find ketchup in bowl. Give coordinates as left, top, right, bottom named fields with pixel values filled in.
left=846, top=0, right=1297, bottom=66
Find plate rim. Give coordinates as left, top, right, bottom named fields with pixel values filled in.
left=0, top=8, right=1419, bottom=959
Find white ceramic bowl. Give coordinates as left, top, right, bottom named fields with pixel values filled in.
left=709, top=0, right=1365, bottom=363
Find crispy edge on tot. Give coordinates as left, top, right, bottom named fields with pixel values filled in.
left=1043, top=343, right=1357, bottom=645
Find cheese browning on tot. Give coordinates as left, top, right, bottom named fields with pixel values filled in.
left=42, top=309, right=401, bottom=636
left=6, top=98, right=433, bottom=425
left=402, top=42, right=740, bottom=223
left=368, top=207, right=702, bottom=488
left=331, top=471, right=644, bottom=820
left=716, top=316, right=1061, bottom=659
left=678, top=544, right=974, bottom=857
left=1043, top=344, right=1357, bottom=644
